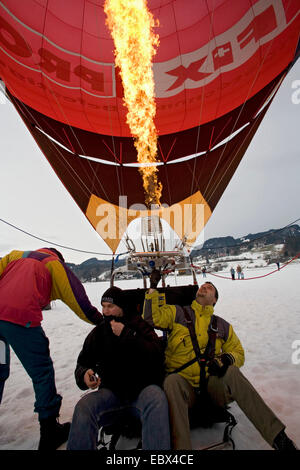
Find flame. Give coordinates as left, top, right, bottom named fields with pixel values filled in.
left=104, top=0, right=162, bottom=208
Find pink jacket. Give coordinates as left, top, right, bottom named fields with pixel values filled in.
left=0, top=248, right=102, bottom=327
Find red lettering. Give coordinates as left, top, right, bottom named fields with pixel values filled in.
left=166, top=57, right=210, bottom=91
left=238, top=6, right=277, bottom=49
left=0, top=16, right=32, bottom=58
left=103, top=105, right=117, bottom=112
left=62, top=96, right=77, bottom=103
left=74, top=65, right=104, bottom=92
left=213, top=42, right=233, bottom=70
left=38, top=48, right=71, bottom=81
left=8, top=66, right=26, bottom=81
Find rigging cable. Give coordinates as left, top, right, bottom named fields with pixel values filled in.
left=0, top=217, right=129, bottom=257
left=191, top=252, right=300, bottom=281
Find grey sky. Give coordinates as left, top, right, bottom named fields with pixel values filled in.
left=0, top=61, right=299, bottom=264
left=204, top=60, right=300, bottom=241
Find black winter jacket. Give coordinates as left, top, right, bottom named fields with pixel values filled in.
left=74, top=314, right=165, bottom=400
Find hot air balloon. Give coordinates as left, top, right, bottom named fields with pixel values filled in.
left=1, top=2, right=299, bottom=449
left=0, top=0, right=299, bottom=269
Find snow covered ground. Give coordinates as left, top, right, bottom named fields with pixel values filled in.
left=193, top=244, right=285, bottom=271
left=1, top=262, right=300, bottom=450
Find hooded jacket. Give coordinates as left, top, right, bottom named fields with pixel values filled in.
left=0, top=249, right=102, bottom=327
left=74, top=313, right=165, bottom=400
left=143, top=290, right=245, bottom=388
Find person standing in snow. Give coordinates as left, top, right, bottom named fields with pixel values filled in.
left=236, top=265, right=242, bottom=279
left=0, top=247, right=102, bottom=450
left=0, top=335, right=9, bottom=403
left=230, top=267, right=235, bottom=280
left=67, top=286, right=170, bottom=450
left=143, top=275, right=298, bottom=450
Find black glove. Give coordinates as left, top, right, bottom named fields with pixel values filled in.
left=207, top=353, right=234, bottom=378
left=149, top=269, right=161, bottom=288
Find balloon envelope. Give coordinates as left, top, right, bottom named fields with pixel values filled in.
left=1, top=0, right=299, bottom=251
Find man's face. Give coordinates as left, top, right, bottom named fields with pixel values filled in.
left=196, top=282, right=217, bottom=306
left=101, top=302, right=124, bottom=317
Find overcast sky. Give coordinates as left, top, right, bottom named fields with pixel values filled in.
left=0, top=60, right=299, bottom=265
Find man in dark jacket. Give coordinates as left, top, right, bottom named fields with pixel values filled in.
left=0, top=247, right=102, bottom=450
left=67, top=286, right=170, bottom=450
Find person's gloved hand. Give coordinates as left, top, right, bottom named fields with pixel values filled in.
left=149, top=269, right=161, bottom=288
left=207, top=354, right=234, bottom=378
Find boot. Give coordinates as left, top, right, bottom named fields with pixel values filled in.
left=38, top=416, right=71, bottom=450
left=273, top=430, right=298, bottom=450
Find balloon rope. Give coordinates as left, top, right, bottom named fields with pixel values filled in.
left=191, top=252, right=300, bottom=281
left=0, top=217, right=129, bottom=257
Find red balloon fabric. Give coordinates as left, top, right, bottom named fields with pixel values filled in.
left=1, top=0, right=299, bottom=140
left=0, top=0, right=299, bottom=251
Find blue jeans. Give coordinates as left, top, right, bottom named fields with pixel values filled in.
left=67, top=385, right=171, bottom=450
left=0, top=335, right=10, bottom=403
left=0, top=320, right=62, bottom=419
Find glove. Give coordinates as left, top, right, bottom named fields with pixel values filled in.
left=207, top=353, right=234, bottom=378
left=149, top=269, right=161, bottom=288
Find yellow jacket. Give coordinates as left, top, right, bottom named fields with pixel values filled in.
left=143, top=290, right=245, bottom=388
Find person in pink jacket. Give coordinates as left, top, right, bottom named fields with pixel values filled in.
left=0, top=247, right=102, bottom=450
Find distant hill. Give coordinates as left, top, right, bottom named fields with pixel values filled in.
left=191, top=224, right=300, bottom=256
left=66, top=257, right=125, bottom=282
left=65, top=224, right=300, bottom=281
left=1, top=225, right=298, bottom=282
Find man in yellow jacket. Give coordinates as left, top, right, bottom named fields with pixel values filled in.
left=143, top=280, right=297, bottom=450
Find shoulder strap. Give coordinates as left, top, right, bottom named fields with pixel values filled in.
left=183, top=307, right=218, bottom=360
left=182, top=307, right=206, bottom=391
left=182, top=307, right=202, bottom=362
left=171, top=307, right=219, bottom=391
left=205, top=314, right=218, bottom=361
